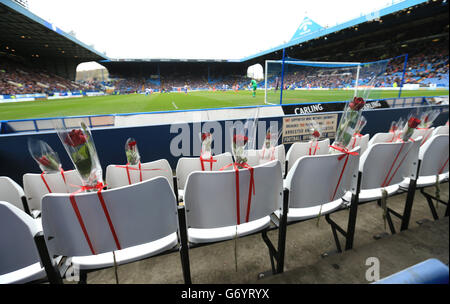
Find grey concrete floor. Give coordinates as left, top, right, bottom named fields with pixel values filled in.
left=76, top=183, right=449, bottom=284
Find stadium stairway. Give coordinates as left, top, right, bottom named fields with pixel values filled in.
left=64, top=184, right=449, bottom=284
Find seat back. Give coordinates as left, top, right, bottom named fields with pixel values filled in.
left=360, top=138, right=421, bottom=190
left=106, top=159, right=174, bottom=189
left=432, top=125, right=449, bottom=136
left=0, top=177, right=25, bottom=212
left=285, top=148, right=360, bottom=208
left=286, top=139, right=330, bottom=172
left=41, top=177, right=178, bottom=257
left=368, top=132, right=395, bottom=145
left=419, top=134, right=449, bottom=177
left=258, top=145, right=286, bottom=175
left=348, top=134, right=369, bottom=155
left=184, top=160, right=283, bottom=229
left=413, top=127, right=434, bottom=146
left=23, top=170, right=82, bottom=212
left=176, top=153, right=233, bottom=190
left=0, top=201, right=41, bottom=276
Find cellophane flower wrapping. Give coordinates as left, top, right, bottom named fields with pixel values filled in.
left=200, top=132, right=213, bottom=159
left=231, top=111, right=258, bottom=165
left=307, top=120, right=322, bottom=155
left=354, top=115, right=367, bottom=135
left=419, top=109, right=440, bottom=129
left=125, top=138, right=140, bottom=165
left=27, top=138, right=62, bottom=173
left=399, top=115, right=421, bottom=142
left=54, top=119, right=103, bottom=190
left=260, top=125, right=281, bottom=163
left=333, top=96, right=365, bottom=150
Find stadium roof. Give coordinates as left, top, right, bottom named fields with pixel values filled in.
left=240, top=0, right=430, bottom=62
left=0, top=0, right=108, bottom=62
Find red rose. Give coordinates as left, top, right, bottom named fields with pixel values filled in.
left=408, top=117, right=421, bottom=129
left=128, top=140, right=137, bottom=149
left=201, top=132, right=211, bottom=141
left=233, top=134, right=248, bottom=144
left=266, top=132, right=271, bottom=140
left=64, top=129, right=87, bottom=147
left=349, top=97, right=365, bottom=111
left=312, top=130, right=320, bottom=138
left=38, top=156, right=51, bottom=167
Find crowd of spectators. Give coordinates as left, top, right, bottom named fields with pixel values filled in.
left=0, top=57, right=83, bottom=96
left=1, top=42, right=448, bottom=96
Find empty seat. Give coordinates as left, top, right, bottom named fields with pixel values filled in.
left=286, top=139, right=330, bottom=172
left=40, top=177, right=186, bottom=283
left=368, top=132, right=395, bottom=145
left=23, top=170, right=82, bottom=216
left=0, top=201, right=47, bottom=284
left=282, top=147, right=360, bottom=222
left=0, top=176, right=29, bottom=215
left=183, top=160, right=283, bottom=243
left=176, top=152, right=233, bottom=192
left=347, top=137, right=421, bottom=203
left=432, top=125, right=449, bottom=136
left=348, top=134, right=369, bottom=155
left=106, top=159, right=174, bottom=189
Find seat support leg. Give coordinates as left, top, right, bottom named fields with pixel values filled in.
left=177, top=205, right=192, bottom=284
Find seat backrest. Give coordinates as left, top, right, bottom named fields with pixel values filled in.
left=413, top=127, right=435, bottom=146
left=348, top=134, right=370, bottom=155
left=286, top=139, right=330, bottom=172
left=23, top=170, right=82, bottom=212
left=184, top=160, right=283, bottom=229
left=258, top=145, right=286, bottom=173
left=0, top=201, right=41, bottom=277
left=432, top=125, right=449, bottom=136
left=0, top=176, right=25, bottom=212
left=106, top=159, right=174, bottom=189
left=176, top=153, right=233, bottom=190
left=41, top=177, right=178, bottom=257
left=285, top=148, right=360, bottom=208
left=360, top=138, right=421, bottom=190
left=419, top=134, right=449, bottom=177
left=368, top=132, right=395, bottom=145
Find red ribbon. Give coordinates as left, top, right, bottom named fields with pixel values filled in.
left=438, top=157, right=449, bottom=175
left=200, top=154, right=217, bottom=171
left=309, top=141, right=319, bottom=156
left=351, top=133, right=363, bottom=149
left=40, top=168, right=67, bottom=193
left=40, top=172, right=52, bottom=193
left=114, top=162, right=163, bottom=185
left=220, top=162, right=255, bottom=224
left=381, top=142, right=405, bottom=187
left=69, top=181, right=121, bottom=255
left=329, top=146, right=359, bottom=201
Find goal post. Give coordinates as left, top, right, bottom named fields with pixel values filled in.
left=264, top=58, right=394, bottom=105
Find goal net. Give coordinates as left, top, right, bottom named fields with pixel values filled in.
left=264, top=58, right=391, bottom=105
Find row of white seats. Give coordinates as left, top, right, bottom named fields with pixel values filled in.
left=0, top=126, right=448, bottom=284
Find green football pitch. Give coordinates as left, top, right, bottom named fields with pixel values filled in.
left=0, top=89, right=448, bottom=121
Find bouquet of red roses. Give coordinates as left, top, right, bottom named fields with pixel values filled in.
left=125, top=138, right=140, bottom=165
left=54, top=120, right=103, bottom=190
left=332, top=96, right=365, bottom=150
left=27, top=138, right=62, bottom=173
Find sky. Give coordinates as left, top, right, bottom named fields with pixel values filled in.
left=27, top=0, right=403, bottom=70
